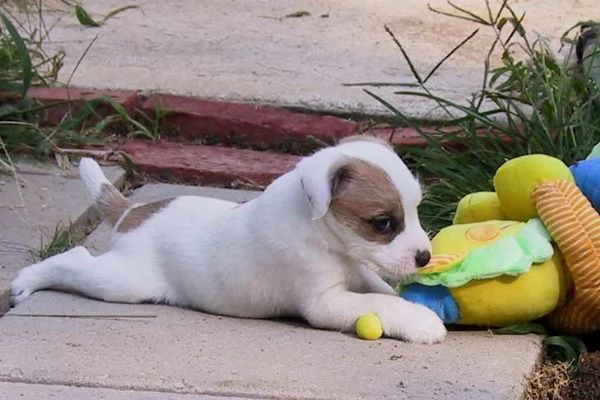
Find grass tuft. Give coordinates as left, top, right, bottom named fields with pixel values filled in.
left=0, top=2, right=142, bottom=162
left=362, top=0, right=600, bottom=233
left=36, top=222, right=81, bottom=260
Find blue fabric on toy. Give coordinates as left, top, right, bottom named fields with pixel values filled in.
left=570, top=158, right=600, bottom=212
left=400, top=284, right=460, bottom=324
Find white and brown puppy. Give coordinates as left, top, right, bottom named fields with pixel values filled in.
left=11, top=136, right=446, bottom=344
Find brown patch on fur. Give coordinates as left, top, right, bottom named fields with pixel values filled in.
left=115, top=198, right=174, bottom=233
left=97, top=183, right=132, bottom=226
left=339, top=135, right=392, bottom=148
left=329, top=158, right=404, bottom=244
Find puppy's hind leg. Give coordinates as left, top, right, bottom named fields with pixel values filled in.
left=11, top=246, right=166, bottom=306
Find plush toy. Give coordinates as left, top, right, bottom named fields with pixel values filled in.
left=420, top=153, right=600, bottom=335
left=355, top=153, right=600, bottom=340
left=533, top=180, right=600, bottom=334
left=570, top=157, right=600, bottom=212
left=453, top=192, right=505, bottom=224
left=492, top=154, right=575, bottom=221
left=400, top=218, right=569, bottom=327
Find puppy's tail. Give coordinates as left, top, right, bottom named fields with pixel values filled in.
left=79, top=157, right=132, bottom=226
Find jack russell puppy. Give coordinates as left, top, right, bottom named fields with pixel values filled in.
left=11, top=136, right=446, bottom=344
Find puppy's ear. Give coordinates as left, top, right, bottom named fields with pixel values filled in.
left=296, top=149, right=351, bottom=220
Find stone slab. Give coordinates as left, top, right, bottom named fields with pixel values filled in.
left=0, top=382, right=248, bottom=400
left=1, top=292, right=541, bottom=400
left=33, top=0, right=597, bottom=116
left=130, top=183, right=262, bottom=203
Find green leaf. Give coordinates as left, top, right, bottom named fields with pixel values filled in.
left=101, top=5, right=140, bottom=24
left=543, top=336, right=588, bottom=362
left=493, top=323, right=548, bottom=335
left=497, top=16, right=526, bottom=37
left=0, top=12, right=33, bottom=96
left=90, top=115, right=120, bottom=134
left=285, top=11, right=311, bottom=18
left=98, top=96, right=156, bottom=139
left=75, top=5, right=101, bottom=27
left=391, top=90, right=513, bottom=134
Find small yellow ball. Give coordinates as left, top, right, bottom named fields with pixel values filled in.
left=355, top=313, right=383, bottom=340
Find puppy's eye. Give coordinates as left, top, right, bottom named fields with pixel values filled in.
left=371, top=216, right=396, bottom=234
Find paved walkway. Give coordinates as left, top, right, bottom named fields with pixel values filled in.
left=5, top=1, right=595, bottom=397
left=40, top=0, right=597, bottom=117
left=0, top=161, right=541, bottom=399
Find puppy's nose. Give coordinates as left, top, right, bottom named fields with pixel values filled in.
left=415, top=250, right=431, bottom=268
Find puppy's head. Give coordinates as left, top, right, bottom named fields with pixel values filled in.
left=296, top=136, right=431, bottom=280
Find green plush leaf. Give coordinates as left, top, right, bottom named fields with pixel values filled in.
left=543, top=336, right=588, bottom=362
left=586, top=141, right=600, bottom=160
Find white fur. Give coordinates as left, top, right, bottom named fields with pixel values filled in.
left=12, top=140, right=446, bottom=344
left=79, top=157, right=112, bottom=201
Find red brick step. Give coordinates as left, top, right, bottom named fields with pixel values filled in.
left=24, top=87, right=430, bottom=149
left=142, top=94, right=359, bottom=146
left=118, top=140, right=301, bottom=188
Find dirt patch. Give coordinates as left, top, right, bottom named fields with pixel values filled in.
left=524, top=359, right=572, bottom=400
left=568, top=352, right=600, bottom=399
left=524, top=352, right=600, bottom=400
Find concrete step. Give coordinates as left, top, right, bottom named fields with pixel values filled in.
left=1, top=290, right=540, bottom=400
left=0, top=382, right=247, bottom=400
left=38, top=0, right=595, bottom=117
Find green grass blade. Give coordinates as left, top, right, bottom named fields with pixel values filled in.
left=101, top=5, right=140, bottom=23
left=75, top=5, right=101, bottom=27
left=0, top=12, right=33, bottom=95
left=423, top=29, right=480, bottom=83
left=392, top=90, right=513, bottom=134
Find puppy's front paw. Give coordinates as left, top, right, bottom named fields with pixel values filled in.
left=386, top=303, right=447, bottom=344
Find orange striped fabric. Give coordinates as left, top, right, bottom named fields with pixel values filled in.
left=419, top=253, right=465, bottom=275
left=532, top=180, right=600, bottom=334
left=428, top=254, right=462, bottom=266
